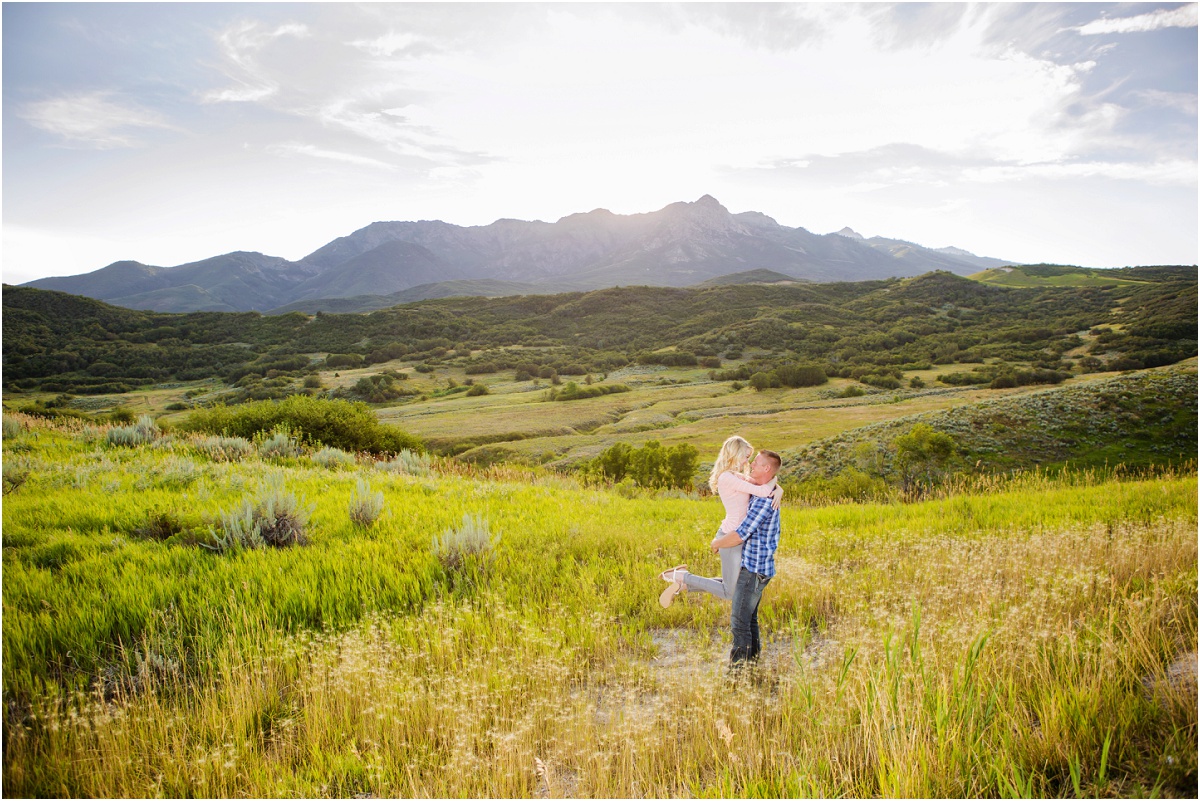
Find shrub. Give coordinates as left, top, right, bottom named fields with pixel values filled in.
left=586, top=440, right=698, bottom=489
left=255, top=478, right=312, bottom=546
left=861, top=374, right=902, bottom=390
left=894, top=423, right=959, bottom=494
left=710, top=366, right=754, bottom=381
left=547, top=382, right=631, bottom=401
left=178, top=396, right=423, bottom=454
left=514, top=370, right=534, bottom=382
left=311, top=446, right=355, bottom=469
left=909, top=376, right=926, bottom=389
left=775, top=364, right=828, bottom=388
left=349, top=374, right=415, bottom=403
left=937, top=371, right=992, bottom=386
left=205, top=500, right=265, bottom=553
left=414, top=363, right=435, bottom=374
left=348, top=478, right=384, bottom=528
left=194, top=435, right=253, bottom=462
left=324, top=353, right=364, bottom=369
left=3, top=459, right=31, bottom=495
left=749, top=371, right=779, bottom=391
left=258, top=431, right=300, bottom=460
left=303, top=375, right=323, bottom=389
left=107, top=415, right=159, bottom=448
left=3, top=416, right=24, bottom=439
left=206, top=476, right=311, bottom=552
left=638, top=351, right=698, bottom=367
left=840, top=385, right=867, bottom=398
left=377, top=449, right=432, bottom=476
left=787, top=467, right=891, bottom=504
left=465, top=384, right=490, bottom=396
left=134, top=508, right=186, bottom=541
left=1109, top=357, right=1144, bottom=371
left=464, top=362, right=499, bottom=375
left=432, top=513, right=499, bottom=577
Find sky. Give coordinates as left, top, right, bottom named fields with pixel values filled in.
left=2, top=2, right=1197, bottom=285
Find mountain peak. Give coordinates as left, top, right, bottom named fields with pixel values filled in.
left=22, top=195, right=1014, bottom=312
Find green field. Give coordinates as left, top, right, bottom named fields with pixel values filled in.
left=969, top=265, right=1151, bottom=288
left=2, top=414, right=1196, bottom=797
left=29, top=355, right=1171, bottom=468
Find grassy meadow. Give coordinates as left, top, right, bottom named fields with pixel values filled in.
left=2, top=413, right=1196, bottom=797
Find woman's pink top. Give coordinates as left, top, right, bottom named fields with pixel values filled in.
left=717, top=471, right=777, bottom=534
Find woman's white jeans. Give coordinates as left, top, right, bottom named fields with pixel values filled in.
left=683, top=539, right=742, bottom=601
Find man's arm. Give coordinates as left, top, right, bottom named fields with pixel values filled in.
left=710, top=528, right=744, bottom=551
left=710, top=496, right=774, bottom=551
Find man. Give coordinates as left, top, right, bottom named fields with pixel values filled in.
left=708, top=449, right=782, bottom=666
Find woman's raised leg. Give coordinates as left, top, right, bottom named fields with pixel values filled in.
left=683, top=542, right=742, bottom=601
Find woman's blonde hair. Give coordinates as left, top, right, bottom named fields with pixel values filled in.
left=709, top=435, right=753, bottom=492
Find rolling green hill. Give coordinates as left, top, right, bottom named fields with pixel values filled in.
left=694, top=269, right=809, bottom=286
left=778, top=364, right=1197, bottom=485
left=4, top=267, right=1195, bottom=403
left=268, top=279, right=565, bottom=315
left=969, top=263, right=1158, bottom=288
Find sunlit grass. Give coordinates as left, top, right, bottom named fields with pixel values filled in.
left=2, top=416, right=1196, bottom=797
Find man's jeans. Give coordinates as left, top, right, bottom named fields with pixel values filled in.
left=730, top=568, right=771, bottom=665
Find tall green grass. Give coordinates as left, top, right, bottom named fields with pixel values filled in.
left=3, top=414, right=1196, bottom=796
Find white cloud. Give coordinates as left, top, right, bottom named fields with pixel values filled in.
left=203, top=85, right=277, bottom=103
left=348, top=31, right=431, bottom=58
left=964, top=158, right=1198, bottom=186
left=1133, top=89, right=1199, bottom=115
left=1077, top=4, right=1198, bottom=35
left=18, top=91, right=175, bottom=148
left=265, top=142, right=397, bottom=170
left=202, top=20, right=310, bottom=103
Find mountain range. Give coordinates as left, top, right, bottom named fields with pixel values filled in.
left=22, top=195, right=1014, bottom=314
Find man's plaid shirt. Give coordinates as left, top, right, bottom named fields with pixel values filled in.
left=734, top=494, right=781, bottom=578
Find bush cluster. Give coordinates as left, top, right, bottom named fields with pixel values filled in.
left=193, top=435, right=254, bottom=462
left=376, top=449, right=433, bottom=476
left=178, top=396, right=422, bottom=455
left=344, top=373, right=415, bottom=403
left=583, top=440, right=699, bottom=490
left=546, top=382, right=631, bottom=402
left=106, top=415, right=160, bottom=448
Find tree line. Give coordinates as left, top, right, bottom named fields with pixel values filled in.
left=3, top=268, right=1195, bottom=399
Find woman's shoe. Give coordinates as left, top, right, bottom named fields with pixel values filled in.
left=660, top=578, right=685, bottom=608
left=658, top=564, right=688, bottom=582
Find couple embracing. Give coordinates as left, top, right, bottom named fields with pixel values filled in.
left=658, top=435, right=783, bottom=667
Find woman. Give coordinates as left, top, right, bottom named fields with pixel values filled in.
left=659, top=435, right=782, bottom=607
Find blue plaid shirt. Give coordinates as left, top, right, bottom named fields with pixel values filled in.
left=735, top=495, right=781, bottom=578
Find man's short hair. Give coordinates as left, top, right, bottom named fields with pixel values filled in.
left=759, top=449, right=782, bottom=471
